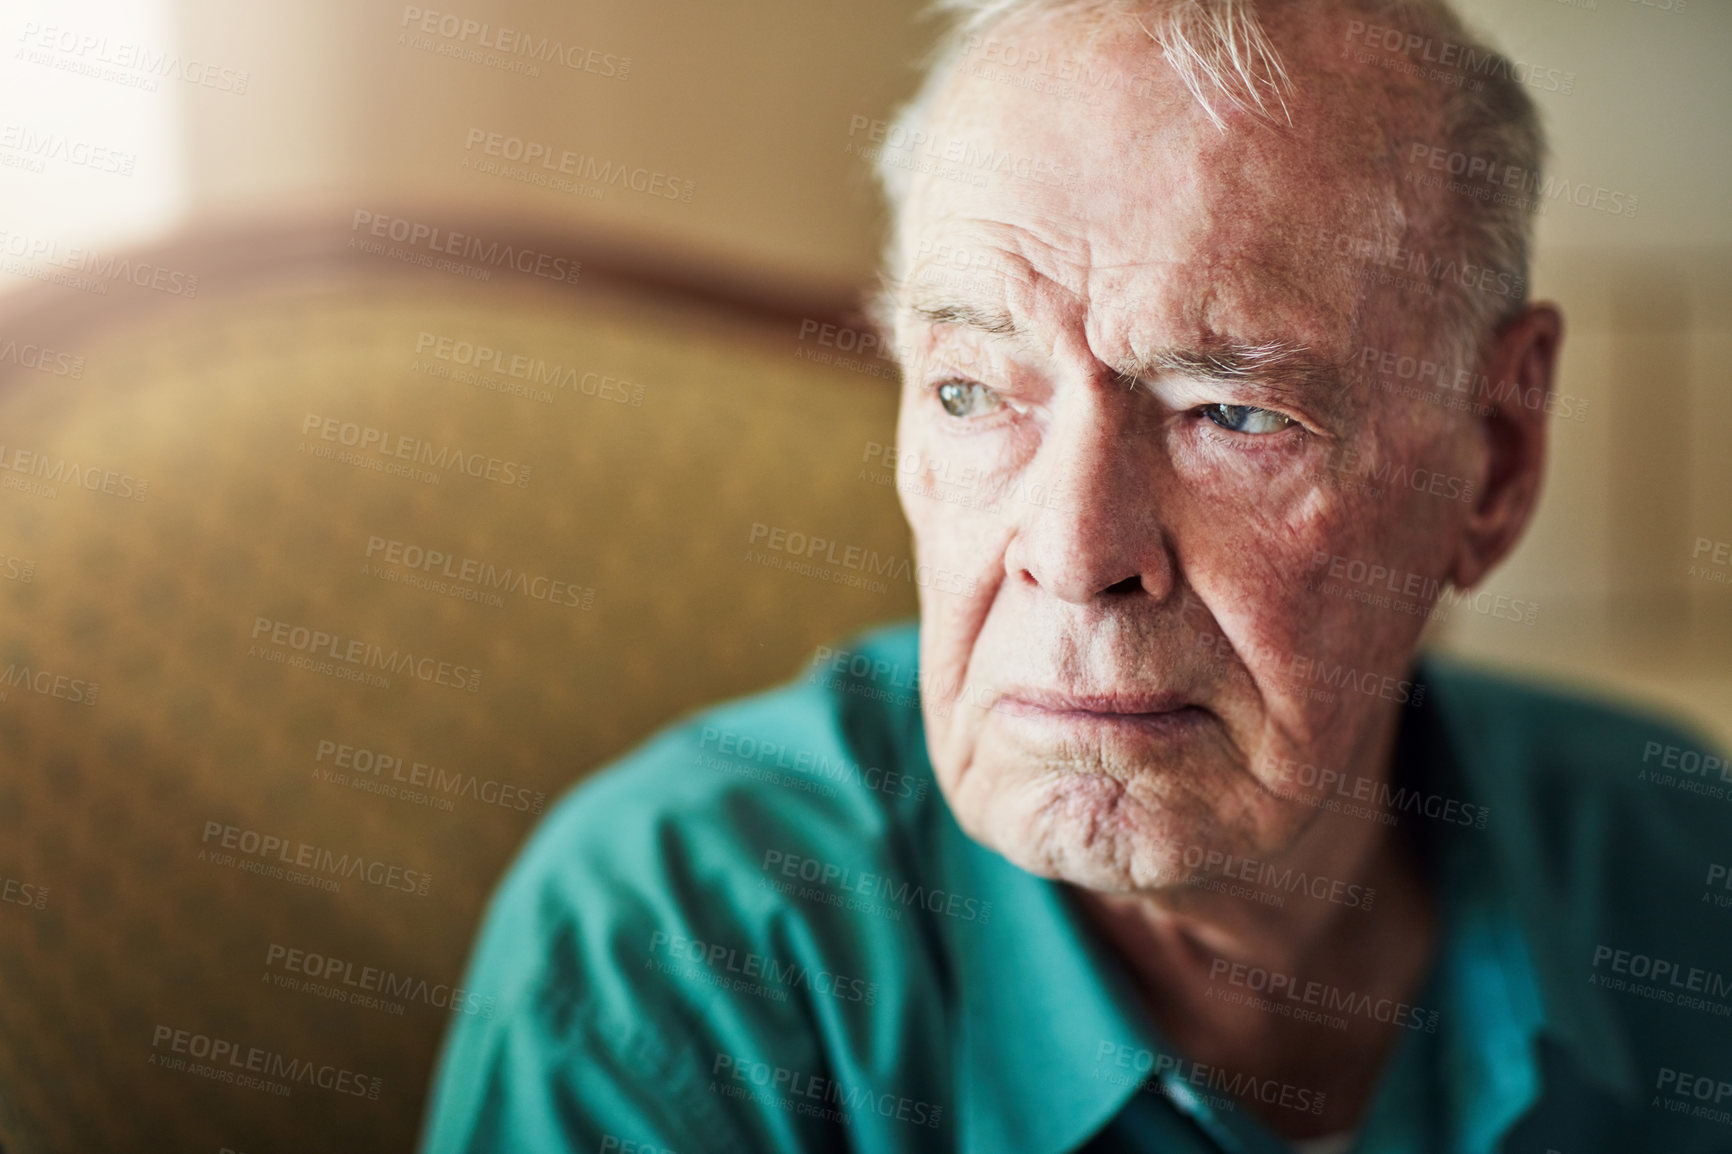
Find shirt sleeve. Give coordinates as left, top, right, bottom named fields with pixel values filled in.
left=415, top=755, right=763, bottom=1154
left=419, top=976, right=749, bottom=1154
left=416, top=748, right=827, bottom=1154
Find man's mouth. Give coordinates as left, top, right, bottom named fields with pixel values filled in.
left=993, top=687, right=1209, bottom=732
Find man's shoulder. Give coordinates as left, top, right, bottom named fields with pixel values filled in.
left=1422, top=654, right=1730, bottom=955
left=473, top=620, right=938, bottom=1027
left=1422, top=653, right=1728, bottom=831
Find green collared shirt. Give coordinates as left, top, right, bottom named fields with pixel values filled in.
left=422, top=623, right=1732, bottom=1154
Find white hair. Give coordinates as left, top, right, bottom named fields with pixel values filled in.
left=874, top=0, right=1546, bottom=387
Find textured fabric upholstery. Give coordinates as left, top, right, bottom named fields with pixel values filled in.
left=0, top=247, right=913, bottom=1153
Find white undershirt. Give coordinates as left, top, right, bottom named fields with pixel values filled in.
left=1289, top=1133, right=1358, bottom=1154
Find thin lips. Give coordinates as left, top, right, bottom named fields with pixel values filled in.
left=998, top=687, right=1195, bottom=715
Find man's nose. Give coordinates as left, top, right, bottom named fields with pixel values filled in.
left=1002, top=388, right=1176, bottom=605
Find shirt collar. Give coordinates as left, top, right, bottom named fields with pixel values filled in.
left=933, top=805, right=1161, bottom=1154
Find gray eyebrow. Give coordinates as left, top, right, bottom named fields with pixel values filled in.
left=908, top=300, right=1019, bottom=336
left=897, top=305, right=1340, bottom=403
left=1113, top=341, right=1337, bottom=395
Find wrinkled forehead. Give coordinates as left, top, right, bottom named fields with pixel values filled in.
left=895, top=10, right=1419, bottom=360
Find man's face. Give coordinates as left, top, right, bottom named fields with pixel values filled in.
left=892, top=13, right=1480, bottom=893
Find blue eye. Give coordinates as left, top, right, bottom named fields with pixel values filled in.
left=937, top=380, right=1003, bottom=419
left=1202, top=404, right=1294, bottom=434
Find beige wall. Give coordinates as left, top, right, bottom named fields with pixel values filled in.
left=173, top=0, right=932, bottom=290
left=168, top=1, right=1732, bottom=269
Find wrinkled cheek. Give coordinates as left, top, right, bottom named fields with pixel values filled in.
left=916, top=606, right=981, bottom=773
left=1284, top=486, right=1439, bottom=657
left=1240, top=492, right=1433, bottom=755
left=898, top=446, right=1012, bottom=660
left=1169, top=489, right=1357, bottom=750
left=933, top=713, right=1044, bottom=842
left=1169, top=485, right=1329, bottom=665
left=894, top=413, right=1030, bottom=804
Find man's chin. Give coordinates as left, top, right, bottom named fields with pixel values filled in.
left=957, top=773, right=1189, bottom=894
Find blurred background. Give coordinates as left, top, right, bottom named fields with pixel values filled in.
left=0, top=1, right=1726, bottom=1151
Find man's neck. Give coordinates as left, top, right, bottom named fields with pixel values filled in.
left=1076, top=799, right=1438, bottom=1140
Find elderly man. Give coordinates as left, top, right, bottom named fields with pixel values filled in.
left=422, top=2, right=1728, bottom=1151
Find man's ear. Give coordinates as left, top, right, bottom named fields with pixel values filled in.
left=1447, top=303, right=1563, bottom=590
